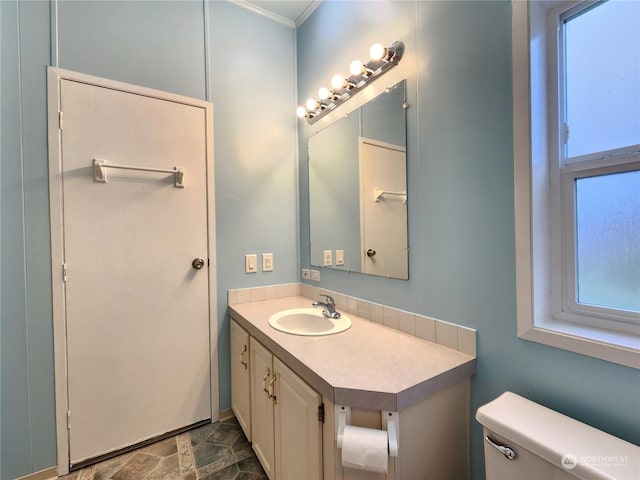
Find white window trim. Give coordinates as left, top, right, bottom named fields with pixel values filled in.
left=513, top=0, right=640, bottom=369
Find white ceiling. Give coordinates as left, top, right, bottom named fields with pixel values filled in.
left=239, top=0, right=321, bottom=27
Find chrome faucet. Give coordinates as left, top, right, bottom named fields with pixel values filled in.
left=312, top=294, right=341, bottom=319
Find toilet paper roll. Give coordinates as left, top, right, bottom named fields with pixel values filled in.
left=341, top=425, right=388, bottom=474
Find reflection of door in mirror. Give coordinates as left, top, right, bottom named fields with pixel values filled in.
left=359, top=138, right=408, bottom=279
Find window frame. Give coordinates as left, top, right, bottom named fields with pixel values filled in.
left=555, top=1, right=640, bottom=331
left=513, top=0, right=640, bottom=368
left=559, top=158, right=640, bottom=332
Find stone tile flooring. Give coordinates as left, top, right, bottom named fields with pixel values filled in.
left=60, top=417, right=267, bottom=480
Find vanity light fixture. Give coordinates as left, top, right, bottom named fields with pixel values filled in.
left=349, top=60, right=372, bottom=77
left=296, top=40, right=405, bottom=124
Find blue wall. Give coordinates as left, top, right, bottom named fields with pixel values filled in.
left=207, top=0, right=298, bottom=430
left=0, top=1, right=297, bottom=478
left=2, top=1, right=638, bottom=479
left=297, top=1, right=639, bottom=479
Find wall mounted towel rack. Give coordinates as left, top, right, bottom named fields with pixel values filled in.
left=93, top=158, right=184, bottom=188
left=374, top=187, right=407, bottom=204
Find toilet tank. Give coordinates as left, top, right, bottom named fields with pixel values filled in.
left=476, top=392, right=639, bottom=480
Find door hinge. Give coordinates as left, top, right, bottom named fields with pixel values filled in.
left=318, top=403, right=325, bottom=423
left=59, top=111, right=64, bottom=130
left=62, top=264, right=68, bottom=282
left=67, top=410, right=71, bottom=430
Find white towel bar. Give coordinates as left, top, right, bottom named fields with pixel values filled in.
left=374, top=187, right=407, bottom=204
left=93, top=158, right=184, bottom=188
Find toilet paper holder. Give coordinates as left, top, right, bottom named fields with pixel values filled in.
left=335, top=405, right=400, bottom=457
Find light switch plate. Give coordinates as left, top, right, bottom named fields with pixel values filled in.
left=311, top=269, right=320, bottom=282
left=245, top=254, right=257, bottom=273
left=262, top=253, right=273, bottom=272
left=323, top=250, right=333, bottom=266
left=336, top=250, right=344, bottom=266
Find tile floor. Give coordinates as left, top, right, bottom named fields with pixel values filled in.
left=60, top=417, right=267, bottom=480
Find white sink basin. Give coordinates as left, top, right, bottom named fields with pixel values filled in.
left=268, top=308, right=351, bottom=336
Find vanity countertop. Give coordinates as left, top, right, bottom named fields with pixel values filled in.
left=229, top=296, right=476, bottom=412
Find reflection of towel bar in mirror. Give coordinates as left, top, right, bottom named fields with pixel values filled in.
left=93, top=158, right=184, bottom=188
left=374, top=187, right=407, bottom=204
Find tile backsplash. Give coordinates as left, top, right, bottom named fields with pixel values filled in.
left=228, top=283, right=301, bottom=305
left=228, top=283, right=476, bottom=357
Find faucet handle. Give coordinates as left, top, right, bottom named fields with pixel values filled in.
left=320, top=294, right=335, bottom=305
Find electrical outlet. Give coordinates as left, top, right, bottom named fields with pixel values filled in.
left=311, top=269, right=320, bottom=282
left=245, top=254, right=257, bottom=273
left=262, top=253, right=273, bottom=272
left=336, top=249, right=344, bottom=266
left=323, top=250, right=333, bottom=266
left=302, top=269, right=311, bottom=279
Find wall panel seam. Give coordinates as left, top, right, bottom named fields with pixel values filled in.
left=16, top=0, right=35, bottom=471
left=203, top=0, right=211, bottom=102
left=50, top=0, right=58, bottom=66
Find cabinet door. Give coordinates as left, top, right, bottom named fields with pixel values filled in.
left=250, top=338, right=276, bottom=480
left=230, top=320, right=251, bottom=441
left=274, top=357, right=322, bottom=480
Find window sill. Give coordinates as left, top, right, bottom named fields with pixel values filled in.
left=519, top=318, right=640, bottom=369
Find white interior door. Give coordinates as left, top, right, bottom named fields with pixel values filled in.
left=58, top=78, right=212, bottom=465
left=360, top=138, right=408, bottom=279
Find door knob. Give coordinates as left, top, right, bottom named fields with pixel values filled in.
left=192, top=258, right=205, bottom=270
left=366, top=249, right=376, bottom=257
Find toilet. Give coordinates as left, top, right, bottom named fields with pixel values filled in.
left=476, top=392, right=639, bottom=479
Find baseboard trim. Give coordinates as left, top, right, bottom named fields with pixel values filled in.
left=15, top=466, right=58, bottom=480
left=219, top=407, right=234, bottom=421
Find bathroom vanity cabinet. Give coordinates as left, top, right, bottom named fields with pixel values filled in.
left=250, top=337, right=323, bottom=480
left=229, top=296, right=476, bottom=480
left=232, top=319, right=322, bottom=480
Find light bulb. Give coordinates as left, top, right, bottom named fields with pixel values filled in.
left=305, top=98, right=318, bottom=111
left=369, top=42, right=386, bottom=60
left=296, top=106, right=307, bottom=118
left=349, top=60, right=364, bottom=76
left=318, top=87, right=330, bottom=100
left=331, top=74, right=345, bottom=90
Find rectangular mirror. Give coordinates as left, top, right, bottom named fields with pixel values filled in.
left=308, top=80, right=408, bottom=279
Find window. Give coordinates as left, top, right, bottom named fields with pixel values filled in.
left=557, top=0, right=640, bottom=329
left=573, top=171, right=640, bottom=316
left=513, top=0, right=640, bottom=367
